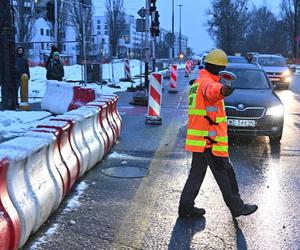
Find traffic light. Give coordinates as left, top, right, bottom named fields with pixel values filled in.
left=149, top=0, right=156, bottom=13
left=47, top=1, right=54, bottom=21
left=151, top=11, right=160, bottom=37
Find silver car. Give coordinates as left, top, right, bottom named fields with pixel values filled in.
left=251, top=54, right=291, bottom=89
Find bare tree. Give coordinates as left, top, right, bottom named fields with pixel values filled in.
left=106, top=0, right=125, bottom=57
left=280, top=0, right=300, bottom=59
left=207, top=0, right=249, bottom=54
left=13, top=0, right=36, bottom=44
left=68, top=0, right=93, bottom=61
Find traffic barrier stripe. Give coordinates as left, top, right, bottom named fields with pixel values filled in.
left=170, top=64, right=178, bottom=89
left=0, top=135, right=61, bottom=247
left=98, top=94, right=122, bottom=137
left=97, top=97, right=119, bottom=141
left=124, top=59, right=132, bottom=79
left=52, top=115, right=91, bottom=177
left=78, top=106, right=106, bottom=164
left=86, top=101, right=114, bottom=152
left=24, top=129, right=63, bottom=209
left=66, top=108, right=105, bottom=170
left=148, top=73, right=162, bottom=117
left=0, top=157, right=21, bottom=250
left=37, top=121, right=80, bottom=194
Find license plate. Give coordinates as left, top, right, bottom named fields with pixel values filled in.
left=227, top=119, right=256, bottom=127
left=270, top=77, right=280, bottom=82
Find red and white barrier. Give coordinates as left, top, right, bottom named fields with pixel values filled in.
left=184, top=61, right=190, bottom=77
left=146, top=73, right=163, bottom=125
left=168, top=64, right=178, bottom=93
left=41, top=81, right=96, bottom=114
left=65, top=108, right=105, bottom=170
left=37, top=121, right=80, bottom=193
left=0, top=157, right=21, bottom=250
left=51, top=115, right=91, bottom=177
left=86, top=101, right=115, bottom=152
left=41, top=81, right=74, bottom=114
left=124, top=59, right=132, bottom=80
left=0, top=135, right=64, bottom=247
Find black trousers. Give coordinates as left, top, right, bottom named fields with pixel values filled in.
left=179, top=149, right=244, bottom=214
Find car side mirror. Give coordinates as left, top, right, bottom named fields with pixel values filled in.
left=189, top=79, right=197, bottom=85
left=289, top=65, right=296, bottom=73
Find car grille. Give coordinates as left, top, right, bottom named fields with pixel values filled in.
left=267, top=72, right=282, bottom=76
left=225, top=106, right=265, bottom=119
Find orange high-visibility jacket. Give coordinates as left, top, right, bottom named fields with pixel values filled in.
left=185, top=69, right=228, bottom=157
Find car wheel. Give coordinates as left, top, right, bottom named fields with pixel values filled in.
left=269, top=134, right=282, bottom=143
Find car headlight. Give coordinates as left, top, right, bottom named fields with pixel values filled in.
left=282, top=70, right=290, bottom=76
left=266, top=105, right=284, bottom=117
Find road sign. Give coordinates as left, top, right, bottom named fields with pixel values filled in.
left=137, top=7, right=146, bottom=18
left=136, top=19, right=146, bottom=32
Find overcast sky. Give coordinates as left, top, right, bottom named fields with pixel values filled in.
left=94, top=0, right=281, bottom=54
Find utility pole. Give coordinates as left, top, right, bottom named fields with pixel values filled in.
left=82, top=6, right=87, bottom=86
left=54, top=0, right=58, bottom=45
left=172, top=0, right=174, bottom=59
left=178, top=4, right=183, bottom=56
left=0, top=0, right=17, bottom=110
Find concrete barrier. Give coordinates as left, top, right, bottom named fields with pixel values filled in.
left=51, top=115, right=91, bottom=177
left=0, top=135, right=64, bottom=247
left=99, top=94, right=122, bottom=138
left=66, top=108, right=105, bottom=170
left=0, top=157, right=21, bottom=250
left=41, top=81, right=74, bottom=114
left=86, top=101, right=115, bottom=152
left=37, top=121, right=80, bottom=193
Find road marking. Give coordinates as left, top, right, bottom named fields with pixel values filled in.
left=112, top=79, right=191, bottom=248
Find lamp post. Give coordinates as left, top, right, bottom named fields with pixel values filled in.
left=178, top=4, right=183, bottom=57
left=172, top=0, right=174, bottom=59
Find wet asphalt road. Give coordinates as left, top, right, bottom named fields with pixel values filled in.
left=23, top=69, right=300, bottom=250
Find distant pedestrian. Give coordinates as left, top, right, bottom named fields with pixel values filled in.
left=15, top=47, right=30, bottom=105
left=45, top=45, right=58, bottom=69
left=178, top=49, right=258, bottom=218
left=46, top=51, right=64, bottom=81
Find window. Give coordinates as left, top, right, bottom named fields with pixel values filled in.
left=63, top=45, right=66, bottom=51
left=40, top=29, right=44, bottom=36
left=97, top=31, right=101, bottom=35
left=97, top=25, right=101, bottom=30
left=105, top=25, right=108, bottom=30
left=105, top=31, right=108, bottom=35
left=46, top=30, right=50, bottom=36
left=41, top=42, right=44, bottom=50
left=97, top=20, right=100, bottom=24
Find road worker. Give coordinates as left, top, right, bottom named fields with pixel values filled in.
left=178, top=49, right=258, bottom=218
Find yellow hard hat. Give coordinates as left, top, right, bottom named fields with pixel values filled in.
left=204, top=49, right=228, bottom=66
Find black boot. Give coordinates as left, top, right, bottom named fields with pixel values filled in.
left=178, top=207, right=206, bottom=218
left=232, top=204, right=258, bottom=217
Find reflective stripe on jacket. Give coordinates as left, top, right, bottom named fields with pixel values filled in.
left=185, top=69, right=228, bottom=157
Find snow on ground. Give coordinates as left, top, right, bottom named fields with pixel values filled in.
left=0, top=59, right=172, bottom=141
left=28, top=59, right=146, bottom=103
left=0, top=110, right=52, bottom=140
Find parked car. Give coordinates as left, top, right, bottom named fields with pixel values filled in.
left=227, top=56, right=250, bottom=64
left=251, top=54, right=291, bottom=89
left=225, top=63, right=284, bottom=143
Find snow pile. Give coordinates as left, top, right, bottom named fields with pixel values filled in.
left=0, top=111, right=52, bottom=140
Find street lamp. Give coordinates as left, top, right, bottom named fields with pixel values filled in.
left=172, top=0, right=174, bottom=59
left=178, top=4, right=183, bottom=57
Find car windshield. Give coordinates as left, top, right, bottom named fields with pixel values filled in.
left=228, top=57, right=248, bottom=63
left=227, top=69, right=270, bottom=90
left=258, top=57, right=287, bottom=67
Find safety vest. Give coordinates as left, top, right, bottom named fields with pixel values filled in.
left=185, top=71, right=228, bottom=157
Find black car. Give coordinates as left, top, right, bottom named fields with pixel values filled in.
left=227, top=56, right=250, bottom=64
left=225, top=63, right=284, bottom=143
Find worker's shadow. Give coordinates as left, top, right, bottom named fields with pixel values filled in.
left=234, top=219, right=248, bottom=250
left=167, top=217, right=206, bottom=250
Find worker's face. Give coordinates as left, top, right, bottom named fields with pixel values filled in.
left=17, top=48, right=23, bottom=54
left=54, top=55, right=59, bottom=60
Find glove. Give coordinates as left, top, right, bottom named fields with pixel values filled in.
left=221, top=85, right=234, bottom=96
left=189, top=79, right=196, bottom=86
